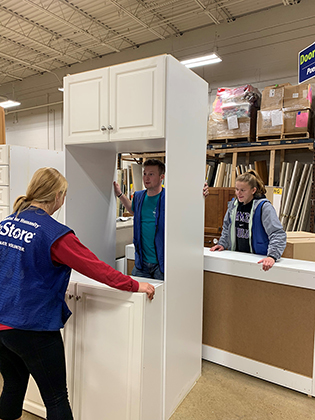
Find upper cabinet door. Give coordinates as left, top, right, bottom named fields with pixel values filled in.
left=109, top=55, right=166, bottom=141
left=64, top=68, right=109, bottom=144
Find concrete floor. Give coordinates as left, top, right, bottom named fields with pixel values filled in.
left=170, top=361, right=315, bottom=420
left=1, top=360, right=314, bottom=419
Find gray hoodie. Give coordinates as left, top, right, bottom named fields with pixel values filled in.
left=218, top=197, right=287, bottom=261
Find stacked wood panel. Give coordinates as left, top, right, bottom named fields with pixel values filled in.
left=279, top=161, right=312, bottom=231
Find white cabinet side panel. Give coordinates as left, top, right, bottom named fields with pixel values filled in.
left=141, top=281, right=164, bottom=420
left=65, top=145, right=116, bottom=266
left=164, top=56, right=208, bottom=419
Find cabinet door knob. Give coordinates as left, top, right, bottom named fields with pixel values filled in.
left=213, top=238, right=218, bottom=245
left=107, top=125, right=114, bottom=130
left=100, top=125, right=107, bottom=132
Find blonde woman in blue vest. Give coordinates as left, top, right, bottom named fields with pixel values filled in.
left=210, top=169, right=286, bottom=271
left=0, top=167, right=154, bottom=420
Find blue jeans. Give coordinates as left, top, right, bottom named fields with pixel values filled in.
left=132, top=261, right=164, bottom=280
left=0, top=329, right=73, bottom=420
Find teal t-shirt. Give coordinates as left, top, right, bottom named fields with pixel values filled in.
left=132, top=192, right=161, bottom=264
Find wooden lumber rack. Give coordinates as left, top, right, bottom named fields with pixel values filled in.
left=207, top=138, right=314, bottom=186
left=207, top=138, right=315, bottom=231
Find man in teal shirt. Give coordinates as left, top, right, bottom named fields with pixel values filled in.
left=114, top=159, right=165, bottom=280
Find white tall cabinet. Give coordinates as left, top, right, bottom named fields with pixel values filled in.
left=63, top=54, right=208, bottom=420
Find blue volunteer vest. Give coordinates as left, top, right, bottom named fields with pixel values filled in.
left=251, top=200, right=269, bottom=255
left=0, top=208, right=73, bottom=331
left=133, top=188, right=165, bottom=273
left=230, top=198, right=269, bottom=255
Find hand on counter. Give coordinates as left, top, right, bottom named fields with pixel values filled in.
left=257, top=256, right=275, bottom=271
left=138, top=282, right=155, bottom=300
left=210, top=244, right=224, bottom=252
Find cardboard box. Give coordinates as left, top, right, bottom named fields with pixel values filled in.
left=208, top=114, right=256, bottom=140
left=283, top=109, right=313, bottom=135
left=286, top=231, right=315, bottom=238
left=282, top=236, right=315, bottom=262
left=283, top=84, right=312, bottom=111
left=261, top=84, right=290, bottom=110
left=257, top=110, right=283, bottom=137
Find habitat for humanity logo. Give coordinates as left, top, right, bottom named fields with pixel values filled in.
left=0, top=216, right=41, bottom=252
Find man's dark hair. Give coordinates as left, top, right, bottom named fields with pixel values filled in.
left=143, top=159, right=165, bottom=175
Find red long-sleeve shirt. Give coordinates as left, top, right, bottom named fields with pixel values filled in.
left=0, top=232, right=139, bottom=331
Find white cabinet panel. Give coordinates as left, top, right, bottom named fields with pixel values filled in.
left=0, top=186, right=9, bottom=205
left=64, top=55, right=165, bottom=145
left=0, top=166, right=9, bottom=185
left=0, top=206, right=10, bottom=220
left=110, top=55, right=165, bottom=141
left=0, top=145, right=9, bottom=165
left=64, top=69, right=109, bottom=144
left=72, top=280, right=163, bottom=420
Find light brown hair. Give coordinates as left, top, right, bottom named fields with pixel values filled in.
left=236, top=169, right=266, bottom=196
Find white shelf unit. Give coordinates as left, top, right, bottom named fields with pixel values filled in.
left=0, top=145, right=64, bottom=222
left=60, top=54, right=207, bottom=420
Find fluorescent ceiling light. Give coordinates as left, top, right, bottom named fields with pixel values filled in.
left=0, top=100, right=21, bottom=109
left=181, top=53, right=222, bottom=69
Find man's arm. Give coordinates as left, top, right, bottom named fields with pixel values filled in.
left=113, top=181, right=134, bottom=215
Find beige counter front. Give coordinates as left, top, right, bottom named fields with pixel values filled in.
left=203, top=249, right=315, bottom=396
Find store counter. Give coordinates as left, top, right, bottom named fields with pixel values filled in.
left=125, top=245, right=315, bottom=396
left=203, top=249, right=315, bottom=396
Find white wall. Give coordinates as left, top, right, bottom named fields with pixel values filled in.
left=2, top=0, right=315, bottom=150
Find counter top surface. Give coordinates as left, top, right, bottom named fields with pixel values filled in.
left=70, top=269, right=163, bottom=290
left=204, top=248, right=315, bottom=290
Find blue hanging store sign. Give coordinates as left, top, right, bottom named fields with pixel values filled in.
left=299, top=42, right=315, bottom=84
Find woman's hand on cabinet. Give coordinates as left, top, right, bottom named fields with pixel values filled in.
left=138, top=282, right=155, bottom=300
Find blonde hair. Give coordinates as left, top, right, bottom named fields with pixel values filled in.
left=13, top=167, right=68, bottom=215
left=236, top=169, right=266, bottom=196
